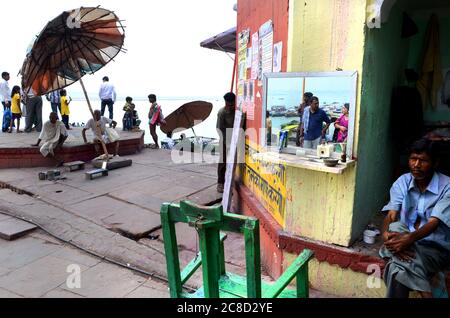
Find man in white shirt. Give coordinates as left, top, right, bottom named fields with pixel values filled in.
left=82, top=110, right=120, bottom=156
left=98, top=76, right=116, bottom=120
left=0, top=72, right=11, bottom=110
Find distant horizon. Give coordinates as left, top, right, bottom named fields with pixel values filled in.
left=67, top=93, right=223, bottom=102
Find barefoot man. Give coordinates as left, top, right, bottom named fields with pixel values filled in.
left=82, top=110, right=119, bottom=156
left=380, top=139, right=450, bottom=298
left=31, top=112, right=68, bottom=165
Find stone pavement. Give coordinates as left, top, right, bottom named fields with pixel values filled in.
left=0, top=229, right=168, bottom=298
left=0, top=148, right=336, bottom=298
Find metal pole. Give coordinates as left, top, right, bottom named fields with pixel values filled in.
left=231, top=57, right=237, bottom=92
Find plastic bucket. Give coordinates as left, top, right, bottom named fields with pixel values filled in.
left=363, top=230, right=377, bottom=244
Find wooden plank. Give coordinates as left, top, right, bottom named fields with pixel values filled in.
left=180, top=234, right=227, bottom=285
left=218, top=273, right=297, bottom=298
left=198, top=227, right=221, bottom=298
left=262, top=249, right=313, bottom=298
left=222, top=110, right=245, bottom=213
left=180, top=253, right=202, bottom=285
left=253, top=152, right=355, bottom=175
left=244, top=219, right=261, bottom=298
left=296, top=262, right=309, bottom=298
left=160, top=204, right=183, bottom=298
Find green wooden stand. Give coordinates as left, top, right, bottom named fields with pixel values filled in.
left=160, top=200, right=314, bottom=298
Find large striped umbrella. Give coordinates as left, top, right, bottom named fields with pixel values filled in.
left=20, top=6, right=126, bottom=156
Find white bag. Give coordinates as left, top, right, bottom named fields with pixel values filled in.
left=105, top=127, right=120, bottom=143
left=21, top=103, right=27, bottom=117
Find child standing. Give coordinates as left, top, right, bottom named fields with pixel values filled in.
left=130, top=103, right=141, bottom=129
left=122, top=97, right=133, bottom=131
left=9, top=86, right=22, bottom=133
left=60, top=89, right=72, bottom=130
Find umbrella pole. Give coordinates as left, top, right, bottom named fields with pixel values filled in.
left=79, top=78, right=110, bottom=158
left=191, top=127, right=198, bottom=139
left=181, top=110, right=198, bottom=139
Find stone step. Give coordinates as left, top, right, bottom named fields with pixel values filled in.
left=63, top=161, right=86, bottom=172
left=85, top=169, right=109, bottom=180
left=0, top=216, right=37, bottom=241
left=93, top=157, right=132, bottom=171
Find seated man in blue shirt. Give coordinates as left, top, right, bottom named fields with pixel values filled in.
left=300, top=96, right=331, bottom=149
left=380, top=138, right=450, bottom=298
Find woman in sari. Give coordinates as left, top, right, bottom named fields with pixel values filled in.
left=334, top=103, right=350, bottom=143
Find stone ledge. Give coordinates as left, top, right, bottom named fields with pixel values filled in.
left=0, top=134, right=144, bottom=169
left=236, top=183, right=385, bottom=275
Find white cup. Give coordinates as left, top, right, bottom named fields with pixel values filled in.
left=363, top=230, right=377, bottom=244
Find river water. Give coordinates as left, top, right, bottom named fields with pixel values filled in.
left=41, top=97, right=223, bottom=144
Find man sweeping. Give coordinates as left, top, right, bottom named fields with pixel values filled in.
left=31, top=112, right=68, bottom=166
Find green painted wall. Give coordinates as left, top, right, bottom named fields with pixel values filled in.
left=406, top=11, right=450, bottom=122
left=351, top=5, right=409, bottom=243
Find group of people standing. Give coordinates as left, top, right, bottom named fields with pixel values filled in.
left=296, top=92, right=350, bottom=149
left=1, top=71, right=48, bottom=133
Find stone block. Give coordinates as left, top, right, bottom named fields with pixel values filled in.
left=63, top=161, right=85, bottom=172
left=85, top=169, right=108, bottom=180
left=0, top=217, right=37, bottom=241
left=93, top=157, right=132, bottom=170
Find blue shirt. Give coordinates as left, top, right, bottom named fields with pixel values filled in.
left=46, top=91, right=60, bottom=104
left=304, top=108, right=330, bottom=141
left=382, top=172, right=450, bottom=250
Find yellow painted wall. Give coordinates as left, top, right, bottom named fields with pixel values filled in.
left=284, top=166, right=356, bottom=245
left=284, top=0, right=368, bottom=246
left=284, top=253, right=386, bottom=298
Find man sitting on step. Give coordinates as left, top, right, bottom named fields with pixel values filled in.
left=31, top=112, right=68, bottom=166
left=380, top=138, right=450, bottom=298
left=82, top=110, right=119, bottom=157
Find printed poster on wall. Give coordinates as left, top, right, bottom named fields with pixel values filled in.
left=237, top=80, right=246, bottom=113
left=273, top=41, right=283, bottom=73
left=259, top=20, right=273, bottom=81
left=238, top=29, right=250, bottom=81
left=251, top=32, right=259, bottom=80
left=245, top=80, right=255, bottom=121
left=246, top=47, right=252, bottom=69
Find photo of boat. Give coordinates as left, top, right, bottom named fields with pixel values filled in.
left=270, top=105, right=287, bottom=117
left=285, top=108, right=299, bottom=117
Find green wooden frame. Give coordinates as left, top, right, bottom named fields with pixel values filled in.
left=161, top=200, right=314, bottom=298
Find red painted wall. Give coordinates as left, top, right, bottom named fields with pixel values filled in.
left=237, top=0, right=289, bottom=145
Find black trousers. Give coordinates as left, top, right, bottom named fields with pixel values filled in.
left=62, top=115, right=70, bottom=129
left=101, top=99, right=114, bottom=120
left=51, top=103, right=61, bottom=118
left=25, top=96, right=43, bottom=133
left=217, top=143, right=227, bottom=185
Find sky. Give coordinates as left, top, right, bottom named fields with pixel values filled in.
left=268, top=76, right=353, bottom=109
left=0, top=0, right=237, bottom=99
